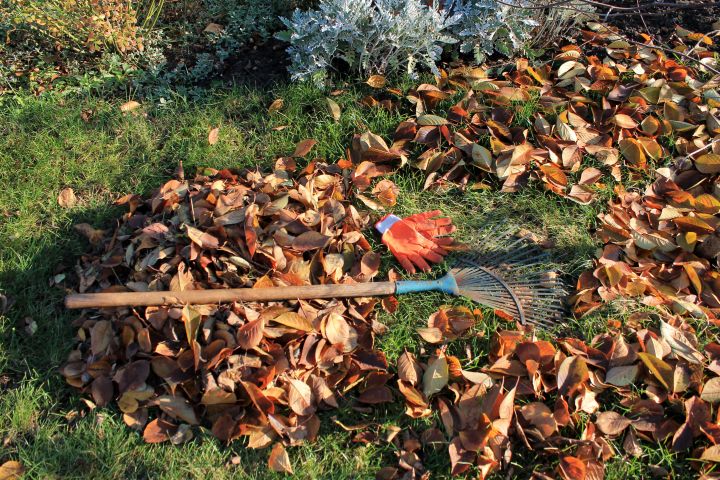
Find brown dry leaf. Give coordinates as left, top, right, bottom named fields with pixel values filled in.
left=605, top=364, right=639, bottom=387
left=579, top=167, right=603, bottom=185
left=701, top=444, right=720, bottom=462
left=398, top=351, right=423, bottom=386
left=237, top=319, right=265, bottom=350
left=272, top=312, right=314, bottom=332
left=701, top=377, right=720, bottom=404
left=74, top=223, right=105, bottom=245
left=292, top=139, right=317, bottom=157
left=567, top=185, right=596, bottom=205
left=58, top=187, right=77, bottom=208
left=153, top=395, right=199, bottom=425
left=203, top=23, right=224, bottom=34
left=367, top=75, right=387, bottom=88
left=287, top=379, right=315, bottom=416
left=660, top=320, right=702, bottom=364
left=557, top=356, right=589, bottom=396
left=208, top=127, right=220, bottom=145
left=595, top=411, right=632, bottom=436
left=143, top=418, right=175, bottom=443
left=520, top=402, right=557, bottom=438
left=0, top=461, right=24, bottom=480
left=292, top=231, right=330, bottom=252
left=90, top=320, right=113, bottom=355
left=268, top=442, right=293, bottom=474
left=324, top=313, right=357, bottom=353
left=417, top=327, right=444, bottom=344
left=186, top=225, right=220, bottom=249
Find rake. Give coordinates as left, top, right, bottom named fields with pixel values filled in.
left=64, top=229, right=566, bottom=328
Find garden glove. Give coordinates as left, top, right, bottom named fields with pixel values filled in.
left=402, top=210, right=456, bottom=246
left=375, top=214, right=448, bottom=274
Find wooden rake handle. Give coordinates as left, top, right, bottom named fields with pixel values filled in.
left=64, top=282, right=398, bottom=309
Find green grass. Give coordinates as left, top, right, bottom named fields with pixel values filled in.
left=0, top=80, right=700, bottom=479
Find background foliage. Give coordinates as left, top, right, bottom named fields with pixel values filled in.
left=0, top=0, right=587, bottom=97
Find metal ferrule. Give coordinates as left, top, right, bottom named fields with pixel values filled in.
left=395, top=272, right=459, bottom=295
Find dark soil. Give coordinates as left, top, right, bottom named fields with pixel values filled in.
left=221, top=38, right=290, bottom=87
left=600, top=0, right=719, bottom=41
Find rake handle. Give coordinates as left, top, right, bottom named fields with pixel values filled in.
left=65, top=282, right=398, bottom=309
left=64, top=273, right=461, bottom=309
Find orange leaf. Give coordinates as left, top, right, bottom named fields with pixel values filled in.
left=366, top=75, right=387, bottom=88
left=558, top=456, right=586, bottom=480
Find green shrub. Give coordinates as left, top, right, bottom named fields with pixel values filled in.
left=0, top=0, right=158, bottom=94
left=2, top=0, right=144, bottom=54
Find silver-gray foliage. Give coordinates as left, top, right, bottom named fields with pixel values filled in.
left=278, top=0, right=460, bottom=84
left=279, top=0, right=593, bottom=83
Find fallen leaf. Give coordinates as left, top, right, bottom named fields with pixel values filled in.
left=208, top=127, right=220, bottom=145
left=287, top=379, right=315, bottom=416
left=557, top=356, right=589, bottom=396
left=367, top=75, right=386, bottom=88
left=0, top=461, right=24, bottom=480
left=701, top=377, right=720, bottom=404
left=595, top=411, right=632, bottom=436
left=423, top=355, right=448, bottom=398
left=268, top=443, right=293, bottom=474
left=120, top=100, right=141, bottom=113
left=638, top=352, right=673, bottom=391
left=605, top=364, right=639, bottom=387
left=292, top=139, right=317, bottom=157
left=268, top=98, right=284, bottom=113
left=153, top=395, right=199, bottom=425
left=326, top=98, right=341, bottom=121
left=696, top=153, right=720, bottom=174
left=58, top=188, right=77, bottom=208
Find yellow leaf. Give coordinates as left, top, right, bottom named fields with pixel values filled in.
left=696, top=153, right=720, bottom=174
left=326, top=98, right=341, bottom=122
left=637, top=352, right=673, bottom=391
left=120, top=100, right=141, bottom=113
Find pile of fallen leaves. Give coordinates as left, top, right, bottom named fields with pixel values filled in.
left=354, top=23, right=718, bottom=205
left=62, top=159, right=397, bottom=471
left=380, top=313, right=720, bottom=479
left=572, top=156, right=720, bottom=320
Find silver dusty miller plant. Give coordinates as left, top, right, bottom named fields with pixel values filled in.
left=277, top=0, right=460, bottom=84
left=448, top=0, right=594, bottom=63
left=279, top=0, right=593, bottom=83
left=448, top=0, right=539, bottom=63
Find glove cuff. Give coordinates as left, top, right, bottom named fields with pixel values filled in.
left=375, top=214, right=401, bottom=234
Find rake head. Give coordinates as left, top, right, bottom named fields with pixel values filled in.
left=449, top=228, right=566, bottom=329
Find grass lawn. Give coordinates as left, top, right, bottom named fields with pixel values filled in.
left=0, top=80, right=694, bottom=478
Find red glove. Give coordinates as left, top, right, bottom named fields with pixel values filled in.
left=375, top=214, right=448, bottom=274
left=403, top=210, right=456, bottom=246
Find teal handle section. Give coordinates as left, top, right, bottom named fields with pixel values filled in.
left=396, top=272, right=459, bottom=296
